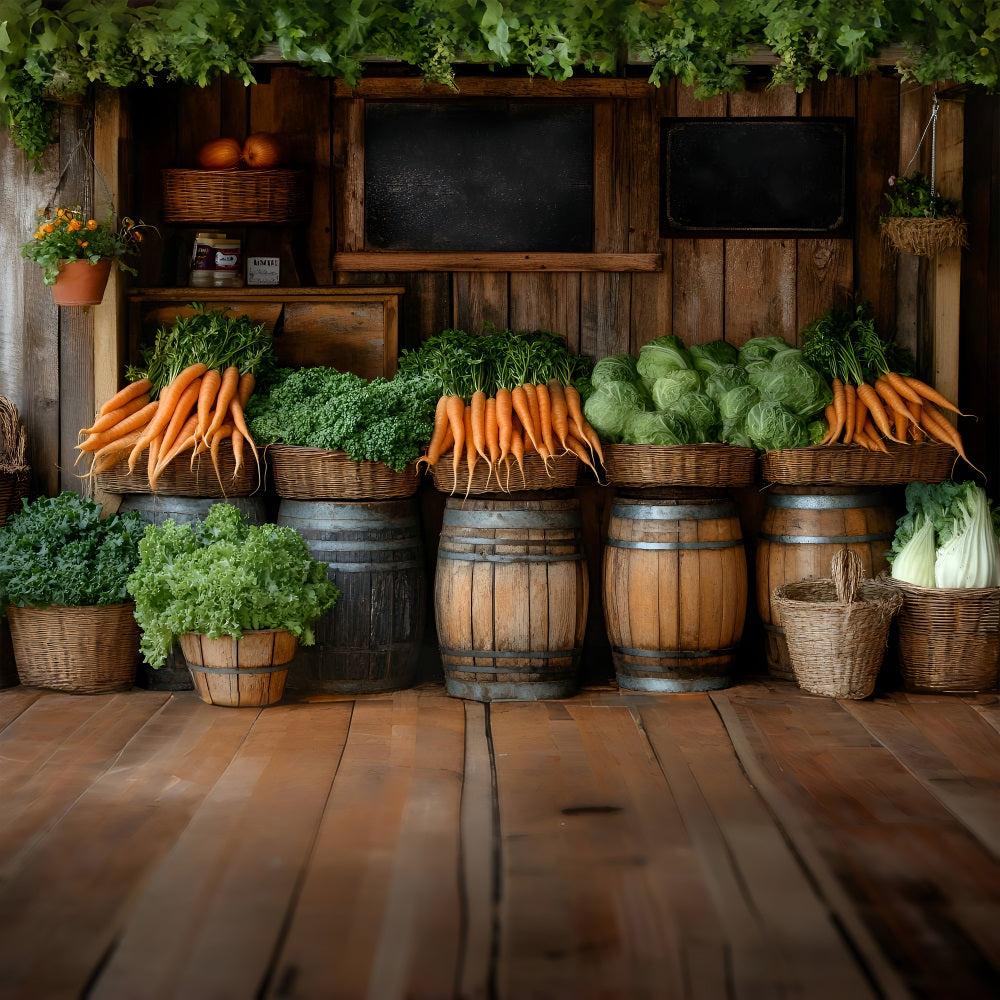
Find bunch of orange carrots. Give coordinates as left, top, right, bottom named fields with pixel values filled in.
left=817, top=371, right=979, bottom=473
left=417, top=380, right=604, bottom=496
left=76, top=363, right=259, bottom=491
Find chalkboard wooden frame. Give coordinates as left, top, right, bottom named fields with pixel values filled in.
left=660, top=117, right=854, bottom=238
left=331, top=77, right=662, bottom=273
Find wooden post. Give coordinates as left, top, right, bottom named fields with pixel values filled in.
left=91, top=85, right=127, bottom=511
left=932, top=90, right=964, bottom=415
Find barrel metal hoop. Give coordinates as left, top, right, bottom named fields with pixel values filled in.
left=331, top=560, right=423, bottom=573
left=611, top=503, right=735, bottom=521
left=437, top=550, right=584, bottom=563
left=297, top=535, right=419, bottom=550
left=185, top=664, right=287, bottom=676
left=444, top=665, right=578, bottom=677
left=605, top=539, right=742, bottom=551
left=440, top=646, right=577, bottom=660
left=765, top=492, right=888, bottom=509
left=439, top=534, right=573, bottom=548
left=612, top=645, right=736, bottom=660
left=443, top=508, right=581, bottom=529
left=759, top=532, right=894, bottom=545
left=762, top=622, right=786, bottom=634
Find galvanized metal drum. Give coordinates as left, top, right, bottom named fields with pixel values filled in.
left=755, top=486, right=897, bottom=680
left=603, top=495, right=747, bottom=692
left=277, top=498, right=425, bottom=694
left=435, top=498, right=589, bottom=702
left=118, top=493, right=271, bottom=691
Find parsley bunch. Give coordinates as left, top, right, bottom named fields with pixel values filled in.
left=127, top=503, right=340, bottom=668
left=0, top=493, right=144, bottom=612
left=246, top=367, right=440, bottom=471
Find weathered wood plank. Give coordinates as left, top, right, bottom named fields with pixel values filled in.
left=452, top=272, right=509, bottom=332
left=334, top=251, right=661, bottom=272
left=267, top=691, right=467, bottom=999
left=90, top=698, right=352, bottom=1000
left=717, top=685, right=1000, bottom=998
left=508, top=272, right=581, bottom=347
left=842, top=692, right=1000, bottom=857
left=640, top=695, right=878, bottom=999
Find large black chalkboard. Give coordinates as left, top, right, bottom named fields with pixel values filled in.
left=364, top=101, right=594, bottom=252
left=660, top=118, right=852, bottom=236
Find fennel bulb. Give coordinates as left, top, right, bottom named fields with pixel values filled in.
left=890, top=515, right=937, bottom=588
left=933, top=486, right=1000, bottom=588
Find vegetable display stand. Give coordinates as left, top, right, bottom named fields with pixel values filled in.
left=118, top=494, right=272, bottom=691
left=276, top=499, right=425, bottom=694
left=269, top=445, right=420, bottom=501
left=6, top=603, right=139, bottom=694
left=435, top=498, right=588, bottom=702
left=602, top=443, right=756, bottom=491
left=756, top=486, right=898, bottom=680
left=773, top=549, right=903, bottom=699
left=760, top=441, right=956, bottom=486
left=179, top=630, right=297, bottom=707
left=603, top=492, right=747, bottom=692
left=885, top=579, right=1000, bottom=693
left=95, top=437, right=260, bottom=497
left=431, top=450, right=579, bottom=495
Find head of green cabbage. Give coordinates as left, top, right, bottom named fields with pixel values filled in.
left=583, top=380, right=646, bottom=443
left=744, top=400, right=811, bottom=451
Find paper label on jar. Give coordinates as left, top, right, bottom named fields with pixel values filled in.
left=214, top=250, right=240, bottom=272
left=191, top=243, right=216, bottom=270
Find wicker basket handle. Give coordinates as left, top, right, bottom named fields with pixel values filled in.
left=832, top=547, right=865, bottom=604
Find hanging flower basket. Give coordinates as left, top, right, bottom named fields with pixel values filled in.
left=880, top=215, right=968, bottom=258
left=50, top=258, right=112, bottom=306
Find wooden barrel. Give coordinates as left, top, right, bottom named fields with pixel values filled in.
left=435, top=498, right=589, bottom=702
left=603, top=495, right=747, bottom=692
left=756, top=486, right=898, bottom=680
left=118, top=494, right=271, bottom=690
left=276, top=499, right=425, bottom=694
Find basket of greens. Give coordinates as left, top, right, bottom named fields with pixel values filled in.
left=247, top=367, right=438, bottom=500
left=884, top=480, right=1000, bottom=692
left=127, top=503, right=340, bottom=707
left=0, top=493, right=144, bottom=693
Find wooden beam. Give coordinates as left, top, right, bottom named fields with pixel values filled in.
left=332, top=77, right=653, bottom=99
left=91, top=85, right=126, bottom=512
left=333, top=252, right=662, bottom=272
left=932, top=92, right=964, bottom=413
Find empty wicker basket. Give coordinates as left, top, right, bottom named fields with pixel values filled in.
left=773, top=549, right=903, bottom=699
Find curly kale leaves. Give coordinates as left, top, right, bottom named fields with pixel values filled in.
left=127, top=502, right=340, bottom=668
left=246, top=367, right=439, bottom=471
left=0, top=492, right=144, bottom=612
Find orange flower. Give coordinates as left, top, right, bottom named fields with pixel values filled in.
left=86, top=219, right=98, bottom=230
left=42, top=223, right=54, bottom=234
left=79, top=240, right=89, bottom=248
left=68, top=219, right=82, bottom=231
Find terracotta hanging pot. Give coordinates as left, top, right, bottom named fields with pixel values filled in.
left=50, top=258, right=112, bottom=306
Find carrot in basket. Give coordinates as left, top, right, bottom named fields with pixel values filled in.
left=417, top=395, right=451, bottom=470
left=82, top=393, right=150, bottom=436
left=470, top=389, right=488, bottom=465
left=496, top=387, right=513, bottom=469
left=563, top=383, right=588, bottom=445
left=129, top=362, right=207, bottom=471
left=228, top=390, right=260, bottom=484
left=97, top=377, right=152, bottom=417
left=547, top=380, right=570, bottom=453
left=511, top=384, right=539, bottom=454
left=203, top=365, right=240, bottom=444
left=153, top=413, right=199, bottom=481
left=194, top=368, right=222, bottom=446
left=509, top=420, right=526, bottom=490
left=565, top=425, right=603, bottom=482
left=826, top=379, right=846, bottom=443
left=76, top=399, right=158, bottom=459
left=841, top=383, right=857, bottom=443
left=463, top=402, right=477, bottom=500
left=484, top=396, right=500, bottom=490
left=919, top=404, right=983, bottom=476
left=902, top=375, right=971, bottom=417
left=209, top=422, right=234, bottom=493
left=818, top=403, right=838, bottom=446
left=445, top=395, right=465, bottom=494
left=231, top=428, right=245, bottom=479
left=856, top=382, right=900, bottom=443
left=156, top=376, right=203, bottom=462
left=535, top=381, right=557, bottom=460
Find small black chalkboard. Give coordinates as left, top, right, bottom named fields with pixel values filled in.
left=660, top=118, right=852, bottom=237
left=364, top=101, right=594, bottom=252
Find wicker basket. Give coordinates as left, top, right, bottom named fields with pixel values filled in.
left=883, top=576, right=1000, bottom=693
left=431, top=450, right=578, bottom=495
left=161, top=169, right=309, bottom=224
left=603, top=442, right=756, bottom=489
left=0, top=469, right=29, bottom=526
left=761, top=441, right=956, bottom=486
left=0, top=395, right=29, bottom=525
left=880, top=215, right=969, bottom=258
left=7, top=602, right=140, bottom=694
left=268, top=444, right=420, bottom=500
left=772, top=549, right=903, bottom=699
left=94, top=438, right=260, bottom=497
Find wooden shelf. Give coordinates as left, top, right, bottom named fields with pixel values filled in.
left=129, top=286, right=404, bottom=378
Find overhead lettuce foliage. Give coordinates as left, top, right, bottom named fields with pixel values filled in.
left=1, top=1, right=999, bottom=163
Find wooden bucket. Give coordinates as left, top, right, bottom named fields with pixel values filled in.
left=603, top=495, right=747, bottom=692
left=179, top=630, right=297, bottom=707
left=276, top=499, right=425, bottom=694
left=119, top=494, right=272, bottom=691
left=756, top=486, right=897, bottom=680
left=435, top=498, right=588, bottom=702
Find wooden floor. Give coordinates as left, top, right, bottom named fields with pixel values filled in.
left=1, top=679, right=999, bottom=1000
